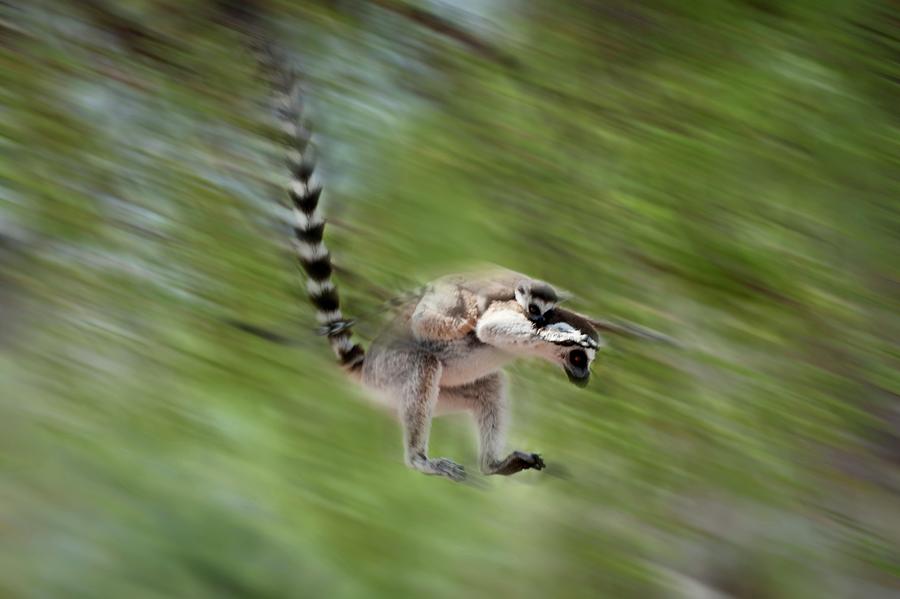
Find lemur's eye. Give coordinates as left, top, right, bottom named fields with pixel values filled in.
left=568, top=349, right=587, bottom=369
left=528, top=304, right=540, bottom=316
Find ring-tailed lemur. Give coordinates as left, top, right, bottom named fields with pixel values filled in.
left=266, top=56, right=601, bottom=482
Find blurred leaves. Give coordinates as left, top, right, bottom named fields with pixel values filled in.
left=1, top=0, right=898, bottom=597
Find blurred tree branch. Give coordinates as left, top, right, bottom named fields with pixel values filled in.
left=72, top=0, right=182, bottom=67
left=210, top=0, right=520, bottom=71
left=211, top=0, right=265, bottom=33
left=368, top=0, right=519, bottom=68
left=625, top=249, right=804, bottom=310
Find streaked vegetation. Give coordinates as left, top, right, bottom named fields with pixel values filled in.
left=1, top=1, right=898, bottom=596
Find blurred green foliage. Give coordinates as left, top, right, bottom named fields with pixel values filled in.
left=1, top=1, right=898, bottom=597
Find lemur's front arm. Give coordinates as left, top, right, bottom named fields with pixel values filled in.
left=476, top=304, right=542, bottom=348
left=476, top=301, right=596, bottom=352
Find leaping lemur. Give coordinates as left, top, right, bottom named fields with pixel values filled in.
left=263, top=52, right=601, bottom=482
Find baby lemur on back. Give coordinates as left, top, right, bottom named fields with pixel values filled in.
left=261, top=51, right=600, bottom=482
left=410, top=271, right=563, bottom=343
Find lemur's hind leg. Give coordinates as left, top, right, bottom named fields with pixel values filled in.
left=438, top=373, right=545, bottom=475
left=397, top=353, right=466, bottom=482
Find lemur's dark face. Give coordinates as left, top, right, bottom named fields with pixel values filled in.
left=565, top=346, right=591, bottom=387
left=539, top=308, right=601, bottom=387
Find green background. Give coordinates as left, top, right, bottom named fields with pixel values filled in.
left=1, top=1, right=898, bottom=596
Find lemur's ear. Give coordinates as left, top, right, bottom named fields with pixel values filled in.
left=583, top=315, right=682, bottom=347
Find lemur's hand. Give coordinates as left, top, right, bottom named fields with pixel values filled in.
left=458, top=316, right=477, bottom=335
left=538, top=322, right=600, bottom=349
left=458, top=296, right=480, bottom=335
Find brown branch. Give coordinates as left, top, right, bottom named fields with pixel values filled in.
left=625, top=249, right=804, bottom=310
left=588, top=317, right=683, bottom=347
left=72, top=0, right=182, bottom=67
left=369, top=0, right=518, bottom=68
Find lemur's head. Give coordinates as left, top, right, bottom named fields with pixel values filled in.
left=514, top=279, right=560, bottom=326
left=537, top=308, right=602, bottom=387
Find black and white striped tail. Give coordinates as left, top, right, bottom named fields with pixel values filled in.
left=270, top=61, right=365, bottom=371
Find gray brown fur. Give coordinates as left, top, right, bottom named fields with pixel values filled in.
left=262, top=52, right=599, bottom=482
left=361, top=299, right=598, bottom=480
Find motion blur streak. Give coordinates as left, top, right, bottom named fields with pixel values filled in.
left=1, top=1, right=898, bottom=597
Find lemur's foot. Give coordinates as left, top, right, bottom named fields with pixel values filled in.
left=409, top=455, right=467, bottom=482
left=485, top=451, right=546, bottom=476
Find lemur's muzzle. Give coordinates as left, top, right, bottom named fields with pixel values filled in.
left=564, top=348, right=591, bottom=387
